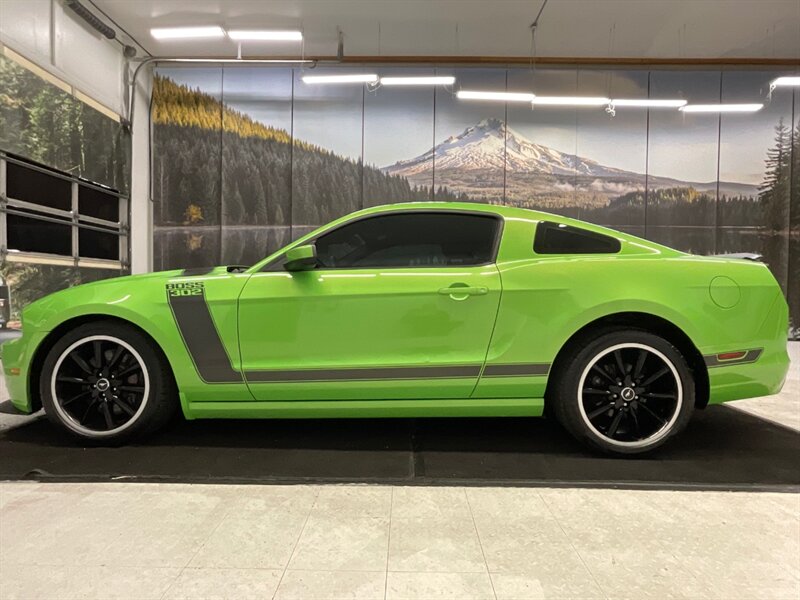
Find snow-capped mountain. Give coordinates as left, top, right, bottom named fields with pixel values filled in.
left=384, top=118, right=632, bottom=178
left=381, top=118, right=757, bottom=203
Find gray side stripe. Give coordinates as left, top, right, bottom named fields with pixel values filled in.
left=246, top=365, right=482, bottom=383
left=167, top=291, right=244, bottom=383
left=166, top=294, right=550, bottom=385
left=704, top=348, right=763, bottom=368
left=482, top=363, right=551, bottom=377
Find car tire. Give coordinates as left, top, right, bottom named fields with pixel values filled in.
left=40, top=320, right=177, bottom=444
left=550, top=328, right=695, bottom=455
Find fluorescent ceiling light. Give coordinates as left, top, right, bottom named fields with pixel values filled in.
left=151, top=26, right=225, bottom=40
left=380, top=76, right=455, bottom=86
left=611, top=98, right=687, bottom=108
left=228, top=30, right=303, bottom=41
left=532, top=96, right=610, bottom=106
left=680, top=103, right=763, bottom=113
left=771, top=76, right=800, bottom=87
left=456, top=90, right=535, bottom=102
left=163, top=58, right=314, bottom=64
left=302, top=73, right=379, bottom=84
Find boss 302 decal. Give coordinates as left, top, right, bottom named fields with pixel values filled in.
left=166, top=282, right=243, bottom=383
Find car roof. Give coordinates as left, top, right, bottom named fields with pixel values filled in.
left=350, top=202, right=630, bottom=239
left=358, top=201, right=547, bottom=220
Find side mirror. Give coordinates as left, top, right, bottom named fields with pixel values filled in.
left=284, top=244, right=318, bottom=272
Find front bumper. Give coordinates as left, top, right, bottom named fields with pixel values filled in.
left=2, top=330, right=48, bottom=414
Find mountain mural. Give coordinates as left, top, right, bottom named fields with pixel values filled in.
left=148, top=70, right=797, bottom=338
left=383, top=118, right=758, bottom=206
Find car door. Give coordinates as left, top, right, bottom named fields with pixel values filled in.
left=237, top=211, right=503, bottom=401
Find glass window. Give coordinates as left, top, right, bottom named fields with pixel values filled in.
left=79, top=227, right=119, bottom=260
left=314, top=212, right=500, bottom=269
left=6, top=159, right=71, bottom=211
left=79, top=186, right=119, bottom=222
left=534, top=221, right=621, bottom=254
left=6, top=214, right=72, bottom=255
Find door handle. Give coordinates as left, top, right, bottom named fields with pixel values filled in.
left=438, top=285, right=488, bottom=299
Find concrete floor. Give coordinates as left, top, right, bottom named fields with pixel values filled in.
left=0, top=343, right=798, bottom=599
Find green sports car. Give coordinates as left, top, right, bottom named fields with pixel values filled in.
left=2, top=203, right=790, bottom=455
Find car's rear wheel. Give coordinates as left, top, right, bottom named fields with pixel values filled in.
left=550, top=329, right=695, bottom=455
left=40, top=321, right=177, bottom=444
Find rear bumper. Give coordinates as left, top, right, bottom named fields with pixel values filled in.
left=706, top=345, right=789, bottom=404
left=705, top=291, right=790, bottom=405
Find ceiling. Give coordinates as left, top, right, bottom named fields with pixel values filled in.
left=92, top=0, right=800, bottom=61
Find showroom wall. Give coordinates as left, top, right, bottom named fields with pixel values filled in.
left=152, top=65, right=799, bottom=338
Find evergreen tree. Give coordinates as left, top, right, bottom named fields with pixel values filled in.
left=759, top=119, right=791, bottom=232
left=789, top=119, right=800, bottom=338
left=791, top=119, right=800, bottom=230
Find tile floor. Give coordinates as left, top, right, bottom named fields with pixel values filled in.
left=0, top=343, right=797, bottom=599
left=1, top=482, right=798, bottom=599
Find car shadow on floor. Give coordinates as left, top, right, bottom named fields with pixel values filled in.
left=0, top=405, right=798, bottom=491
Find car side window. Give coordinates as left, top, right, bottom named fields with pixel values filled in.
left=314, top=212, right=500, bottom=269
left=533, top=221, right=621, bottom=255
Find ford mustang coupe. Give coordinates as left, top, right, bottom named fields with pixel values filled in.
left=2, top=203, right=790, bottom=454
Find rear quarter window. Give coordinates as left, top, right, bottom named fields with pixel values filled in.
left=534, top=221, right=621, bottom=254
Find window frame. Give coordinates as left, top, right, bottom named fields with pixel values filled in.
left=533, top=220, right=621, bottom=256
left=0, top=152, right=129, bottom=271
left=262, top=209, right=504, bottom=272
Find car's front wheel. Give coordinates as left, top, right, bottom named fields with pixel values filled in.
left=550, top=329, right=695, bottom=455
left=40, top=321, right=176, bottom=443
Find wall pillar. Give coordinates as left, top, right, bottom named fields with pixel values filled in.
left=129, top=66, right=152, bottom=274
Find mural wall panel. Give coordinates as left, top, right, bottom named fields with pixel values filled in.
left=433, top=68, right=507, bottom=203
left=364, top=67, right=436, bottom=207
left=221, top=67, right=293, bottom=265
left=646, top=70, right=721, bottom=239
left=152, top=68, right=223, bottom=268
left=506, top=68, right=577, bottom=215
left=291, top=67, right=364, bottom=237
left=717, top=71, right=794, bottom=292
left=577, top=69, right=648, bottom=233
left=150, top=65, right=800, bottom=338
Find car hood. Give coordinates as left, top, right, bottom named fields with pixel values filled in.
left=69, top=265, right=248, bottom=291
left=19, top=265, right=248, bottom=330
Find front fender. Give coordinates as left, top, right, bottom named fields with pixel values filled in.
left=9, top=271, right=252, bottom=415
left=21, top=280, right=182, bottom=363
